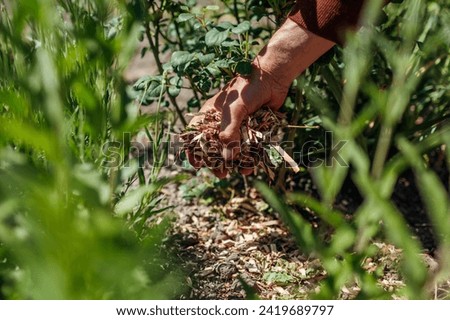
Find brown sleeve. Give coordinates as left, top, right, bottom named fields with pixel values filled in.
left=288, top=0, right=389, bottom=44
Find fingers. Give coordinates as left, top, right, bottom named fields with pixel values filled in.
left=219, top=130, right=241, bottom=161
left=218, top=103, right=247, bottom=161
left=185, top=75, right=271, bottom=178
left=266, top=97, right=286, bottom=111
left=185, top=150, right=202, bottom=169
left=239, top=168, right=254, bottom=176
left=187, top=149, right=254, bottom=179
left=211, top=167, right=228, bottom=179
left=265, top=89, right=288, bottom=111
left=186, top=148, right=228, bottom=178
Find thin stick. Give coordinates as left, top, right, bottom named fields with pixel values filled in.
left=286, top=125, right=320, bottom=129
left=272, top=145, right=300, bottom=173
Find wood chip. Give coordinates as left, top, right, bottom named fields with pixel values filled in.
left=262, top=220, right=280, bottom=227
left=179, top=106, right=300, bottom=178
left=272, top=145, right=300, bottom=173
left=246, top=258, right=260, bottom=273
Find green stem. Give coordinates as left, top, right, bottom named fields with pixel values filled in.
left=173, top=19, right=184, bottom=51
left=151, top=72, right=167, bottom=181
left=371, top=124, right=393, bottom=179
left=233, top=0, right=240, bottom=24
left=171, top=16, right=203, bottom=102
left=145, top=20, right=187, bottom=126
left=320, top=66, right=342, bottom=104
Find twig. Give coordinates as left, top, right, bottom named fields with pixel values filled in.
left=233, top=0, right=241, bottom=24
left=287, top=125, right=320, bottom=129
left=272, top=145, right=300, bottom=173
left=173, top=17, right=203, bottom=104
left=144, top=19, right=187, bottom=126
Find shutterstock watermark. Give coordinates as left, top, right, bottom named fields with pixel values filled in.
left=100, top=131, right=348, bottom=170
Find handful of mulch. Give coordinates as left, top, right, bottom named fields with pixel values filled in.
left=179, top=107, right=300, bottom=179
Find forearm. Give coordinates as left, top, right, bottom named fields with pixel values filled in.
left=253, top=19, right=335, bottom=88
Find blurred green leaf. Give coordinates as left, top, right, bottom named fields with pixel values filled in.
left=197, top=53, right=215, bottom=65
left=257, top=182, right=319, bottom=253
left=177, top=13, right=195, bottom=22
left=205, top=5, right=220, bottom=11
left=231, top=21, right=251, bottom=34
left=170, top=51, right=194, bottom=71
left=398, top=138, right=450, bottom=245
left=205, top=28, right=228, bottom=47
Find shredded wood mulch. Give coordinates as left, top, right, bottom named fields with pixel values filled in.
left=179, top=107, right=299, bottom=179
left=166, top=183, right=323, bottom=299
left=160, top=172, right=450, bottom=300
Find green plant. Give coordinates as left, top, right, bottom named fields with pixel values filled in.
left=126, top=0, right=449, bottom=299
left=2, top=0, right=447, bottom=301
left=258, top=0, right=449, bottom=299
left=0, top=0, right=183, bottom=299
left=130, top=0, right=297, bottom=118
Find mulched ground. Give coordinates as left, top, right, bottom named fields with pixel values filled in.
left=160, top=167, right=450, bottom=300
left=126, top=39, right=450, bottom=300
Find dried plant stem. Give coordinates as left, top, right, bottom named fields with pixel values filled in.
left=287, top=125, right=320, bottom=129
left=276, top=81, right=303, bottom=189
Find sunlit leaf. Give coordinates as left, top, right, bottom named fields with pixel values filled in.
left=231, top=21, right=251, bottom=34
left=205, top=28, right=228, bottom=47
left=177, top=13, right=195, bottom=22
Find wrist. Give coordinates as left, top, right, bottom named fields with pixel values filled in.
left=252, top=19, right=335, bottom=87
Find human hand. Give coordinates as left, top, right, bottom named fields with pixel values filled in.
left=186, top=65, right=289, bottom=178
left=185, top=19, right=334, bottom=179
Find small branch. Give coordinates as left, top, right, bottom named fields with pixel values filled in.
left=173, top=19, right=184, bottom=51
left=186, top=74, right=204, bottom=101
left=233, top=0, right=241, bottom=24
left=157, top=30, right=178, bottom=45
left=287, top=125, right=320, bottom=129
left=145, top=20, right=187, bottom=126
left=276, top=81, right=303, bottom=190
left=272, top=145, right=300, bottom=173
